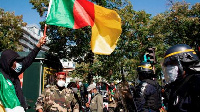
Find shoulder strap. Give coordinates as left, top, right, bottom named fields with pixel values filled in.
left=95, top=93, right=101, bottom=98
left=91, top=93, right=101, bottom=100
left=175, top=74, right=194, bottom=97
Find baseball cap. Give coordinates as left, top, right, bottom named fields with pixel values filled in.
left=87, top=84, right=96, bottom=91
left=56, top=72, right=66, bottom=77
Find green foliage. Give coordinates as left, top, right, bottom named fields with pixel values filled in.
left=29, top=0, right=200, bottom=83
left=29, top=0, right=49, bottom=17
left=0, top=8, right=25, bottom=51
left=148, top=2, right=200, bottom=77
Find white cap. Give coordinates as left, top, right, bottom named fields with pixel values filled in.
left=87, top=84, right=96, bottom=91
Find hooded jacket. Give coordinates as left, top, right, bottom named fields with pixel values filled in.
left=0, top=46, right=40, bottom=110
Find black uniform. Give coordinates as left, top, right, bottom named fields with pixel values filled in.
left=163, top=73, right=200, bottom=112
left=134, top=79, right=161, bottom=112
left=135, top=62, right=162, bottom=112
left=162, top=44, right=200, bottom=112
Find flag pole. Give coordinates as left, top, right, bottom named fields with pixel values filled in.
left=43, top=24, right=47, bottom=38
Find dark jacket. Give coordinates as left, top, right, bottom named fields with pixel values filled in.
left=0, top=46, right=40, bottom=110
left=134, top=79, right=162, bottom=112
left=163, top=74, right=200, bottom=112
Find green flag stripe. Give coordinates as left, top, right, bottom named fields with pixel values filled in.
left=46, top=0, right=75, bottom=28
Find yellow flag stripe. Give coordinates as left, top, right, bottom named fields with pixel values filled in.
left=91, top=4, right=122, bottom=55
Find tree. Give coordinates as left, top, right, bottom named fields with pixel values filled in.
left=86, top=2, right=154, bottom=81
left=0, top=8, right=26, bottom=51
left=147, top=1, right=200, bottom=78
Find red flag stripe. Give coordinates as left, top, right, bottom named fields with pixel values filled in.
left=73, top=0, right=95, bottom=29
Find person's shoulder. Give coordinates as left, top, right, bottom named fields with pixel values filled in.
left=182, top=74, right=200, bottom=83
left=43, top=85, right=57, bottom=92
left=145, top=79, right=160, bottom=87
left=140, top=81, right=158, bottom=93
left=189, top=74, right=200, bottom=84
left=49, top=85, right=57, bottom=89
left=193, top=74, right=200, bottom=77
left=63, top=88, right=76, bottom=98
left=64, top=87, right=74, bottom=94
left=141, top=81, right=149, bottom=87
left=96, top=92, right=102, bottom=97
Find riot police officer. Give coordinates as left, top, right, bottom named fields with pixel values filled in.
left=162, top=44, right=200, bottom=112
left=134, top=62, right=162, bottom=112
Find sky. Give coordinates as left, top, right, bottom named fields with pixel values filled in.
left=0, top=0, right=199, bottom=27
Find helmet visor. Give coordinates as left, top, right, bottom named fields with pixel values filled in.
left=162, top=65, right=179, bottom=84
left=161, top=57, right=179, bottom=84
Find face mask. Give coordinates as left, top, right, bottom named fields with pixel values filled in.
left=13, top=62, right=22, bottom=73
left=57, top=80, right=66, bottom=87
left=91, top=93, right=94, bottom=96
left=164, top=65, right=178, bottom=83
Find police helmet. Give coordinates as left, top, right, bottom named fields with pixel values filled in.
left=162, top=44, right=199, bottom=84
left=137, top=62, right=154, bottom=80
left=164, top=44, right=199, bottom=64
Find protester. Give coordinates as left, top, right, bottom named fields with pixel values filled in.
left=114, top=81, right=137, bottom=112
left=106, top=89, right=116, bottom=112
left=67, top=81, right=82, bottom=111
left=109, top=82, right=116, bottom=95
left=35, top=72, right=79, bottom=112
left=161, top=44, right=200, bottom=112
left=86, top=83, right=103, bottom=112
left=134, top=62, right=162, bottom=112
left=0, top=36, right=46, bottom=111
left=107, top=89, right=114, bottom=104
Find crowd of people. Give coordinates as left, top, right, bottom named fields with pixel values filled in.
left=1, top=34, right=200, bottom=112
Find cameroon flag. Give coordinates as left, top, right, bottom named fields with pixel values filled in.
left=46, top=0, right=122, bottom=55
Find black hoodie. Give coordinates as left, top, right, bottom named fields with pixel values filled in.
left=0, top=46, right=40, bottom=110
